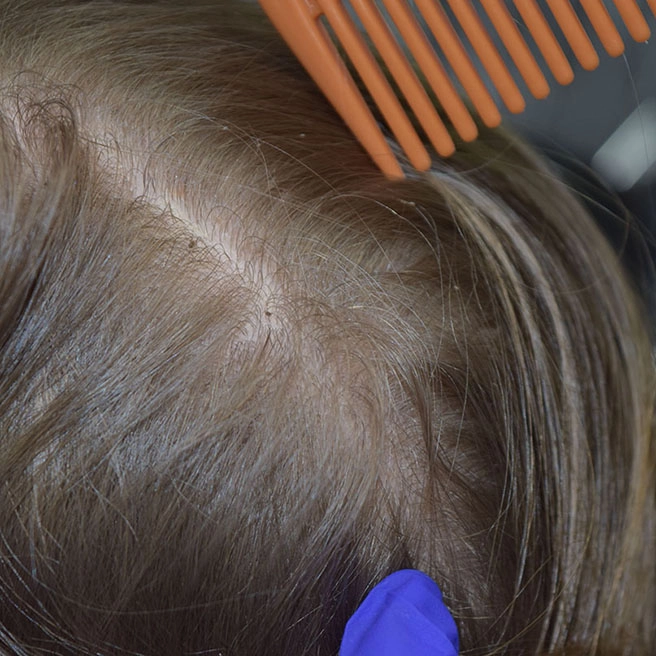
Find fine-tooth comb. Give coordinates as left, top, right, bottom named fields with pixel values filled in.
left=258, top=0, right=656, bottom=179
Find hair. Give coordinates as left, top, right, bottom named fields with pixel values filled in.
left=0, top=2, right=654, bottom=655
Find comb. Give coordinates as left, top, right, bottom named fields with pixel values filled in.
left=259, top=0, right=656, bottom=179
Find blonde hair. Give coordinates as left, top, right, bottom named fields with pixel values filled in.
left=0, top=2, right=654, bottom=654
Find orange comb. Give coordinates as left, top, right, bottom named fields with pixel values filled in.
left=259, top=0, right=656, bottom=179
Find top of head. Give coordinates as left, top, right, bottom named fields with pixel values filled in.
left=0, top=2, right=653, bottom=655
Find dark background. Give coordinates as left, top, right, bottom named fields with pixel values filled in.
left=468, top=1, right=656, bottom=318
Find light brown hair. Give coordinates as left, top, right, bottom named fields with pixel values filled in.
left=0, top=2, right=654, bottom=654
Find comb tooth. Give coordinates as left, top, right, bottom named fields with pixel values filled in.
left=318, top=0, right=430, bottom=171
left=262, top=0, right=403, bottom=177
left=480, top=0, right=550, bottom=99
left=611, top=0, right=651, bottom=42
left=444, top=0, right=525, bottom=114
left=581, top=0, right=625, bottom=56
left=261, top=0, right=402, bottom=177
left=381, top=0, right=491, bottom=137
left=512, top=0, right=574, bottom=85
left=649, top=0, right=656, bottom=19
left=546, top=0, right=599, bottom=70
left=402, top=0, right=501, bottom=130
left=349, top=0, right=456, bottom=160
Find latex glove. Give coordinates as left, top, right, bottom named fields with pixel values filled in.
left=339, top=570, right=459, bottom=656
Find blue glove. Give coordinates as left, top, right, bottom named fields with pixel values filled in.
left=339, top=570, right=459, bottom=656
